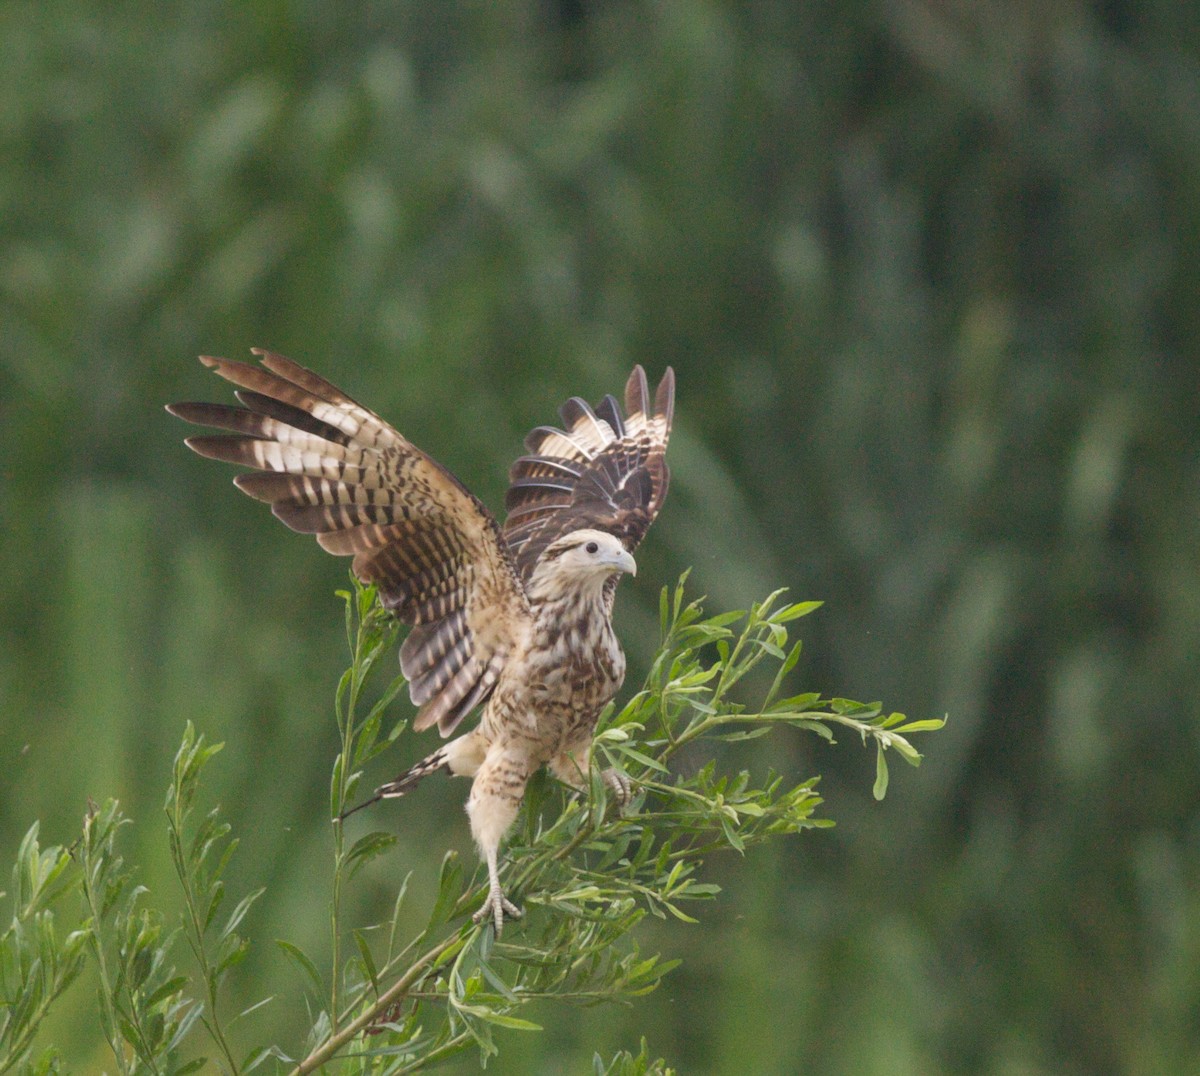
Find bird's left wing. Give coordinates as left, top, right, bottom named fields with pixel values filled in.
left=502, top=365, right=674, bottom=580
left=167, top=350, right=530, bottom=736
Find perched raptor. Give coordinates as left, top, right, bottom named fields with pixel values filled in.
left=167, top=351, right=674, bottom=933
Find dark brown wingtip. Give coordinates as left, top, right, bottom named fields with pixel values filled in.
left=251, top=348, right=299, bottom=375
left=250, top=346, right=288, bottom=369
left=232, top=472, right=274, bottom=502
left=655, top=367, right=675, bottom=425
left=166, top=401, right=224, bottom=426
left=180, top=434, right=261, bottom=466
left=180, top=435, right=238, bottom=462
left=625, top=364, right=651, bottom=417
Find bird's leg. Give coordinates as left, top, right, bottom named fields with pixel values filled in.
left=466, top=744, right=530, bottom=935
left=476, top=845, right=523, bottom=936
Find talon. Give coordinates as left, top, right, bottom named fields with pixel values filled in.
left=474, top=887, right=523, bottom=935
left=601, top=768, right=633, bottom=809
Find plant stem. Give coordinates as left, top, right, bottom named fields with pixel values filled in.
left=330, top=639, right=362, bottom=1031
left=165, top=803, right=241, bottom=1074
left=77, top=828, right=136, bottom=1076
left=289, top=932, right=465, bottom=1075
left=330, top=763, right=350, bottom=1032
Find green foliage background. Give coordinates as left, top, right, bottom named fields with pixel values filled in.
left=1, top=1, right=1197, bottom=1071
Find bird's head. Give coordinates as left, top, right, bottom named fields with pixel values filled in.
left=528, top=528, right=636, bottom=599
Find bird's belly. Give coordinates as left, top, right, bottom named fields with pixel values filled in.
left=481, top=649, right=624, bottom=757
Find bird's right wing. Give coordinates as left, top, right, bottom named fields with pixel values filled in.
left=167, top=350, right=530, bottom=736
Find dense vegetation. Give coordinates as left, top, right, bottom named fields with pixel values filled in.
left=1, top=2, right=1196, bottom=1071
left=2, top=580, right=937, bottom=1072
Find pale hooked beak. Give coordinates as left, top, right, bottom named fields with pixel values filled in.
left=610, top=547, right=637, bottom=577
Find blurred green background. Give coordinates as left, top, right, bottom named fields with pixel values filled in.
left=3, top=1, right=1198, bottom=1072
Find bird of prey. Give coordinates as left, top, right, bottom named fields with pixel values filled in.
left=167, top=351, right=674, bottom=933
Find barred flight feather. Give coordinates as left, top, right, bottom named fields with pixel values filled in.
left=502, top=365, right=673, bottom=580
left=593, top=394, right=626, bottom=437
left=522, top=426, right=597, bottom=461
left=557, top=399, right=618, bottom=456
left=168, top=350, right=531, bottom=736
left=232, top=391, right=354, bottom=444
left=509, top=456, right=583, bottom=481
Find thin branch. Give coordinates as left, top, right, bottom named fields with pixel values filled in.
left=289, top=931, right=465, bottom=1075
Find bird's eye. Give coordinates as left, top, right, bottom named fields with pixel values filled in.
left=585, top=541, right=599, bottom=554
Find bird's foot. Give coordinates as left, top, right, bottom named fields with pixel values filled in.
left=474, top=885, right=523, bottom=936
left=600, top=767, right=633, bottom=809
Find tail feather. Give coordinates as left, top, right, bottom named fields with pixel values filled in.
left=376, top=747, right=451, bottom=799
left=337, top=747, right=450, bottom=821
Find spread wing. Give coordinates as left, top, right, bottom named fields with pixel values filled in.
left=503, top=365, right=674, bottom=580
left=167, top=350, right=530, bottom=736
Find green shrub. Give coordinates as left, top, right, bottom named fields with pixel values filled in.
left=0, top=577, right=940, bottom=1073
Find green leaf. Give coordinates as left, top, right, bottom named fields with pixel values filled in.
left=773, top=600, right=823, bottom=622
left=216, top=934, right=251, bottom=975
left=353, top=929, right=379, bottom=991
left=704, top=610, right=749, bottom=629
left=612, top=745, right=668, bottom=774
left=873, top=744, right=890, bottom=800
left=715, top=726, right=772, bottom=742
left=831, top=697, right=878, bottom=716
left=463, top=1005, right=543, bottom=1032
left=773, top=691, right=821, bottom=710
left=235, top=995, right=275, bottom=1022
left=242, top=1045, right=283, bottom=1072
left=141, top=975, right=190, bottom=1010
left=202, top=879, right=227, bottom=933
left=792, top=720, right=835, bottom=741
left=344, top=831, right=399, bottom=880
left=275, top=939, right=323, bottom=997
left=895, top=717, right=948, bottom=734
left=428, top=850, right=463, bottom=929
left=660, top=901, right=700, bottom=924
left=329, top=752, right=347, bottom=818
left=718, top=814, right=745, bottom=853
left=220, top=888, right=265, bottom=942
left=889, top=737, right=924, bottom=765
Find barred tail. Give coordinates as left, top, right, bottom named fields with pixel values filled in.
left=377, top=748, right=451, bottom=799
left=337, top=747, right=450, bottom=821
